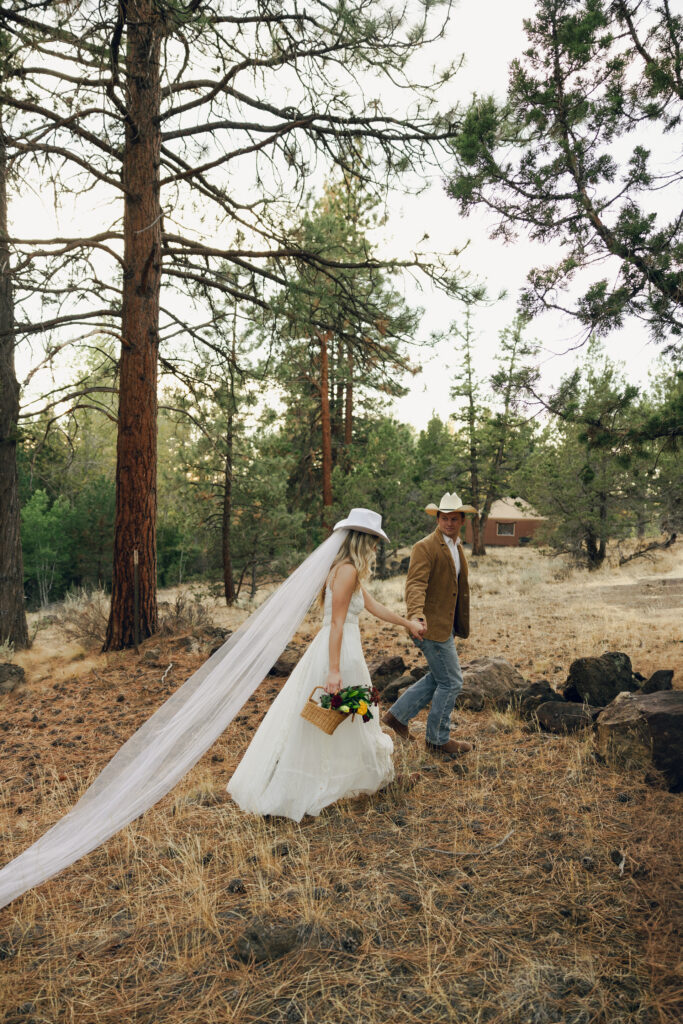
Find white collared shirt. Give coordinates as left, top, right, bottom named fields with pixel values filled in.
left=444, top=534, right=461, bottom=577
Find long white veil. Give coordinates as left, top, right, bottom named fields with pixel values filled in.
left=0, top=529, right=346, bottom=910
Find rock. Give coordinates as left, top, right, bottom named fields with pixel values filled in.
left=206, top=626, right=230, bottom=641
left=380, top=672, right=415, bottom=703
left=640, top=669, right=674, bottom=694
left=268, top=656, right=297, bottom=677
left=536, top=701, right=601, bottom=734
left=268, top=644, right=301, bottom=676
left=207, top=629, right=232, bottom=657
left=596, top=690, right=683, bottom=792
left=518, top=680, right=558, bottom=720
left=0, top=664, right=25, bottom=695
left=369, top=656, right=407, bottom=681
left=410, top=665, right=426, bottom=680
left=170, top=635, right=202, bottom=654
left=142, top=646, right=162, bottom=665
left=459, top=657, right=527, bottom=711
left=563, top=652, right=639, bottom=705
left=458, top=685, right=485, bottom=712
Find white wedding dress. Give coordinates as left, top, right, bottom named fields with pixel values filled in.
left=227, top=586, right=394, bottom=821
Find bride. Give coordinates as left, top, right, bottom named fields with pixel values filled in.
left=0, top=508, right=420, bottom=908
left=227, top=508, right=425, bottom=821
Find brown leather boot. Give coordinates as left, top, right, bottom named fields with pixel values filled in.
left=381, top=711, right=416, bottom=743
left=426, top=738, right=473, bottom=756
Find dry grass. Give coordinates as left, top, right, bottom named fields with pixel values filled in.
left=1, top=544, right=682, bottom=1024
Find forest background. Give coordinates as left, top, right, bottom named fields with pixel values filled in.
left=0, top=0, right=681, bottom=645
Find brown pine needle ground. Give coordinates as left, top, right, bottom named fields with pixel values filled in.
left=1, top=545, right=682, bottom=1024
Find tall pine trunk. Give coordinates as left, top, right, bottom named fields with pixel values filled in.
left=468, top=421, right=485, bottom=556
left=222, top=428, right=235, bottom=604
left=317, top=329, right=333, bottom=530
left=470, top=513, right=484, bottom=556
left=343, top=346, right=353, bottom=467
left=104, top=1, right=162, bottom=650
left=222, top=324, right=237, bottom=605
left=0, top=120, right=29, bottom=648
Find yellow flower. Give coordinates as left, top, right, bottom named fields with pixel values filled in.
left=358, top=700, right=368, bottom=716
left=340, top=705, right=350, bottom=714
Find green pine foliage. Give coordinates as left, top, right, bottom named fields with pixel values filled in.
left=447, top=0, right=683, bottom=348
left=515, top=342, right=681, bottom=566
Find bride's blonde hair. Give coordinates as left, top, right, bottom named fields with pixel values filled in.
left=319, top=530, right=377, bottom=606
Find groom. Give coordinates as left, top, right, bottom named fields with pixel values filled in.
left=383, top=492, right=475, bottom=756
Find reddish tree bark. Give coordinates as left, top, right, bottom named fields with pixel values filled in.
left=0, top=121, right=28, bottom=648
left=104, top=1, right=162, bottom=650
left=344, top=346, right=353, bottom=448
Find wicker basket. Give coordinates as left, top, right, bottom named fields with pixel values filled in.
left=300, top=687, right=347, bottom=735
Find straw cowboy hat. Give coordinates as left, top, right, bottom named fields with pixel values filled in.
left=333, top=507, right=390, bottom=541
left=425, top=491, right=478, bottom=516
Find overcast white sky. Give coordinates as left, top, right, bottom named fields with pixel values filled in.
left=12, top=0, right=674, bottom=431
left=387, top=0, right=672, bottom=429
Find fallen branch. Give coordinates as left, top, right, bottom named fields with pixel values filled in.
left=619, top=533, right=676, bottom=565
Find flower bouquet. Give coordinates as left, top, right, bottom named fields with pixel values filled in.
left=300, top=685, right=380, bottom=734
left=319, top=685, right=380, bottom=722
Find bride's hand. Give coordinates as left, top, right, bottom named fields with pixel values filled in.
left=406, top=618, right=426, bottom=639
left=324, top=670, right=343, bottom=694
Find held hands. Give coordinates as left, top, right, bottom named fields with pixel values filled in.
left=406, top=617, right=427, bottom=640
left=324, top=670, right=343, bottom=694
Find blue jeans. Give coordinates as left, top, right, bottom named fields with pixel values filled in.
left=389, top=635, right=463, bottom=746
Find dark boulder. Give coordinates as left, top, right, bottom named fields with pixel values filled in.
left=596, top=690, right=683, bottom=792
left=380, top=672, right=416, bottom=704
left=369, top=656, right=407, bottom=682
left=640, top=669, right=674, bottom=694
left=518, top=680, right=558, bottom=720
left=459, top=657, right=527, bottom=710
left=268, top=644, right=301, bottom=676
left=563, top=652, right=639, bottom=706
left=536, top=701, right=601, bottom=734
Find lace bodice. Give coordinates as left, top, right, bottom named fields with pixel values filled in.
left=322, top=584, right=364, bottom=625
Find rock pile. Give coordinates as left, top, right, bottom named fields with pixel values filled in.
left=520, top=651, right=679, bottom=792
left=370, top=647, right=679, bottom=791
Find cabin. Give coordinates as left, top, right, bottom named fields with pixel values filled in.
left=465, top=497, right=546, bottom=547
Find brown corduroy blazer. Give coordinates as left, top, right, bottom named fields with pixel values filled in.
left=405, top=527, right=470, bottom=642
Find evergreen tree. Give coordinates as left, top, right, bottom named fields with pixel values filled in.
left=1, top=0, right=459, bottom=648
left=448, top=0, right=682, bottom=348
left=449, top=311, right=540, bottom=554
left=259, top=177, right=419, bottom=532
left=517, top=342, right=651, bottom=566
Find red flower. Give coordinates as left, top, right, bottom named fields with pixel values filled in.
left=331, top=694, right=342, bottom=709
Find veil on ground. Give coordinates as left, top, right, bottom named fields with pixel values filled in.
left=0, top=530, right=347, bottom=911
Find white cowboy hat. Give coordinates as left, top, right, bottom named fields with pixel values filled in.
left=425, top=491, right=478, bottom=516
left=333, top=507, right=389, bottom=541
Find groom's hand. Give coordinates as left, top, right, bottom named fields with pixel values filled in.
left=417, top=616, right=427, bottom=637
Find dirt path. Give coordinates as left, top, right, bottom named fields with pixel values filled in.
left=574, top=576, right=683, bottom=611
